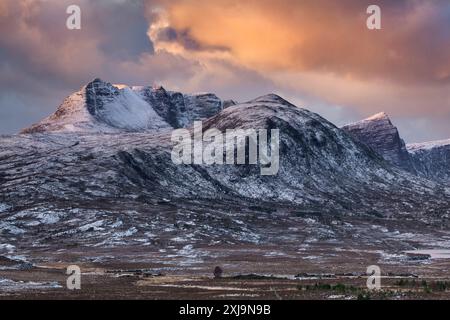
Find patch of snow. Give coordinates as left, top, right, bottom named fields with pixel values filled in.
left=0, top=244, right=15, bottom=253
left=79, top=220, right=105, bottom=232
left=97, top=87, right=169, bottom=131
left=36, top=212, right=61, bottom=224
left=0, top=222, right=25, bottom=235
left=0, top=278, right=62, bottom=292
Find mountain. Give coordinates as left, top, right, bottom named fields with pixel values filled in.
left=197, top=95, right=445, bottom=215
left=9, top=90, right=449, bottom=219
left=1, top=81, right=449, bottom=267
left=341, top=112, right=415, bottom=172
left=407, top=139, right=450, bottom=184
left=21, top=78, right=224, bottom=133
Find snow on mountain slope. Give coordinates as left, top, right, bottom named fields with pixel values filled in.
left=196, top=95, right=447, bottom=212
left=4, top=94, right=449, bottom=220
left=1, top=91, right=450, bottom=256
left=407, top=139, right=450, bottom=184
left=22, top=79, right=171, bottom=133
left=341, top=112, right=415, bottom=172
left=86, top=80, right=170, bottom=131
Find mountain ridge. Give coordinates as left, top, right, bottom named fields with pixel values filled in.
left=1, top=84, right=446, bottom=220
left=18, top=78, right=450, bottom=189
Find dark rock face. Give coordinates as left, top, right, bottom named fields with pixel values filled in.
left=85, top=78, right=120, bottom=116
left=341, top=112, right=415, bottom=172
left=173, top=92, right=223, bottom=128
left=137, top=86, right=180, bottom=128
left=408, top=140, right=450, bottom=184
left=138, top=87, right=224, bottom=128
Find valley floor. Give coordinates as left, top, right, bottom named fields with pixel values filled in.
left=1, top=242, right=450, bottom=300
left=1, top=201, right=449, bottom=300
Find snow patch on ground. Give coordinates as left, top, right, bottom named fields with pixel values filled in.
left=0, top=244, right=15, bottom=253
left=0, top=222, right=25, bottom=235
left=0, top=278, right=62, bottom=292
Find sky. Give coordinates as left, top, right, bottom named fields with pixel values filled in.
left=0, top=0, right=449, bottom=142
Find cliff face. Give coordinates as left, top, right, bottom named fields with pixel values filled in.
left=408, top=139, right=450, bottom=184
left=341, top=112, right=415, bottom=173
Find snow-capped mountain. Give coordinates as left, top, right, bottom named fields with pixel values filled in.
left=197, top=94, right=446, bottom=215
left=8, top=89, right=449, bottom=219
left=341, top=112, right=415, bottom=172
left=341, top=112, right=450, bottom=185
left=408, top=139, right=450, bottom=184
left=22, top=78, right=224, bottom=133
left=1, top=81, right=449, bottom=259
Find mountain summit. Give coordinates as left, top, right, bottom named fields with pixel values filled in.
left=341, top=112, right=415, bottom=172
left=22, top=78, right=224, bottom=134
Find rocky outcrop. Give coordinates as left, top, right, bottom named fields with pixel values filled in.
left=137, top=86, right=224, bottom=128
left=341, top=112, right=415, bottom=172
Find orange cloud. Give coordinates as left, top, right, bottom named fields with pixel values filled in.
left=1, top=0, right=449, bottom=142
left=156, top=0, right=450, bottom=84
left=146, top=0, right=450, bottom=143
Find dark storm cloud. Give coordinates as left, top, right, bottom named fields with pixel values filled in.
left=155, top=26, right=230, bottom=52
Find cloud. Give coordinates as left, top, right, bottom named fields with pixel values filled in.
left=0, top=0, right=156, bottom=88
left=158, top=0, right=450, bottom=84
left=0, top=0, right=449, bottom=142
left=149, top=0, right=450, bottom=142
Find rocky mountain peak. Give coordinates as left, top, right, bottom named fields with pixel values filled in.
left=21, top=79, right=225, bottom=133
left=341, top=112, right=415, bottom=172
left=249, top=94, right=292, bottom=106
left=365, top=112, right=389, bottom=121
